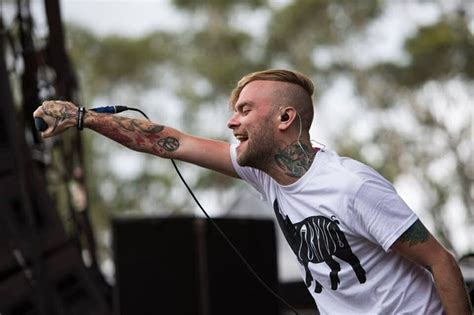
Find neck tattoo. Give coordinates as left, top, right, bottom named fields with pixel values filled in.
left=274, top=142, right=316, bottom=178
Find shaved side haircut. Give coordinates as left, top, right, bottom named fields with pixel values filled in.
left=230, top=69, right=315, bottom=130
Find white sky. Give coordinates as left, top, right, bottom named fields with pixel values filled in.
left=60, top=0, right=191, bottom=35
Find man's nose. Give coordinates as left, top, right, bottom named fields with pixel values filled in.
left=227, top=113, right=240, bottom=129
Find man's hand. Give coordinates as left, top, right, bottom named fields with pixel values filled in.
left=32, top=100, right=79, bottom=138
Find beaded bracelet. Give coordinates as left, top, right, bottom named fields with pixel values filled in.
left=77, top=107, right=86, bottom=130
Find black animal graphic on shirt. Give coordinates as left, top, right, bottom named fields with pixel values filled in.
left=273, top=199, right=366, bottom=293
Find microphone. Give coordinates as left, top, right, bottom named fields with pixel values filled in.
left=34, top=117, right=48, bottom=132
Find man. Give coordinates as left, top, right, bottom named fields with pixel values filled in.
left=34, top=69, right=471, bottom=314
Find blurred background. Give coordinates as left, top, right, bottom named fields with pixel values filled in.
left=0, top=0, right=472, bottom=314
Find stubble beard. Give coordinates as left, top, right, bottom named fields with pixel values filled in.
left=237, top=122, right=276, bottom=171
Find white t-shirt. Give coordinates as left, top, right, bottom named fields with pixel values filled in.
left=230, top=145, right=444, bottom=315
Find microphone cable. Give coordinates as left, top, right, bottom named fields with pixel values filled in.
left=90, top=105, right=149, bottom=119
left=90, top=105, right=300, bottom=315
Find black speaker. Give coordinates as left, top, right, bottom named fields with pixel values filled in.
left=112, top=216, right=280, bottom=315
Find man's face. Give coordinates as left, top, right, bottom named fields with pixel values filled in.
left=227, top=80, right=279, bottom=169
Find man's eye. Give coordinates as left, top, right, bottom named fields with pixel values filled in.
left=242, top=109, right=250, bottom=116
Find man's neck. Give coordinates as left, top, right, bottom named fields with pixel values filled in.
left=268, top=140, right=317, bottom=185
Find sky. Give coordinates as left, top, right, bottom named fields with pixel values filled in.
left=61, top=0, right=191, bottom=35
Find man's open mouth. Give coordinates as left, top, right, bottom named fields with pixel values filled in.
left=235, top=134, right=248, bottom=143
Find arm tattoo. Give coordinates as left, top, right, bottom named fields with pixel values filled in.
left=133, top=119, right=164, bottom=133
left=398, top=219, right=429, bottom=247
left=112, top=116, right=165, bottom=133
left=157, top=137, right=179, bottom=151
left=93, top=114, right=172, bottom=155
left=274, top=142, right=315, bottom=178
left=112, top=116, right=136, bottom=131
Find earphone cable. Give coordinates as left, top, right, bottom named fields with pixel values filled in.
left=296, top=113, right=311, bottom=161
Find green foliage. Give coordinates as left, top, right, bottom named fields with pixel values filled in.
left=190, top=28, right=257, bottom=91
left=65, top=1, right=472, bottom=255
left=172, top=0, right=266, bottom=12
left=68, top=26, right=176, bottom=95
left=266, top=0, right=380, bottom=69
left=371, top=16, right=474, bottom=87
left=350, top=10, right=473, bottom=250
left=403, top=18, right=474, bottom=84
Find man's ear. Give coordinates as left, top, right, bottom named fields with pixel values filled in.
left=278, top=107, right=297, bottom=131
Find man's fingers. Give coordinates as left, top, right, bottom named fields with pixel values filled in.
left=32, top=106, right=43, bottom=118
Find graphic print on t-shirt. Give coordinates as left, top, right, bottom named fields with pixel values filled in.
left=273, top=199, right=366, bottom=293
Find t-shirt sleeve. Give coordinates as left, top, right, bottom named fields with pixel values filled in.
left=352, top=179, right=418, bottom=252
left=229, top=143, right=269, bottom=201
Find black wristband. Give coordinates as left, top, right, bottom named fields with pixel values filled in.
left=77, top=107, right=86, bottom=130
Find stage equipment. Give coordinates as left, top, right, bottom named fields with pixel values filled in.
left=113, top=217, right=280, bottom=315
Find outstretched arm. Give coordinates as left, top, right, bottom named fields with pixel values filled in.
left=391, top=220, right=472, bottom=315
left=33, top=100, right=239, bottom=178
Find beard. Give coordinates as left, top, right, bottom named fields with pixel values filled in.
left=236, top=120, right=277, bottom=170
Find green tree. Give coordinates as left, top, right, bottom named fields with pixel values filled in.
left=66, top=0, right=472, bottom=259
left=350, top=12, right=473, bottom=250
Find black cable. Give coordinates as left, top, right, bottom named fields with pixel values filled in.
left=170, top=158, right=299, bottom=315
left=125, top=107, right=149, bottom=120
left=90, top=105, right=150, bottom=120
left=92, top=105, right=300, bottom=315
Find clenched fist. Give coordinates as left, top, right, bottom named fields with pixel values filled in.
left=33, top=100, right=79, bottom=138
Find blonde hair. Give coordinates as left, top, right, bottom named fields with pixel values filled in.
left=230, top=69, right=315, bottom=130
